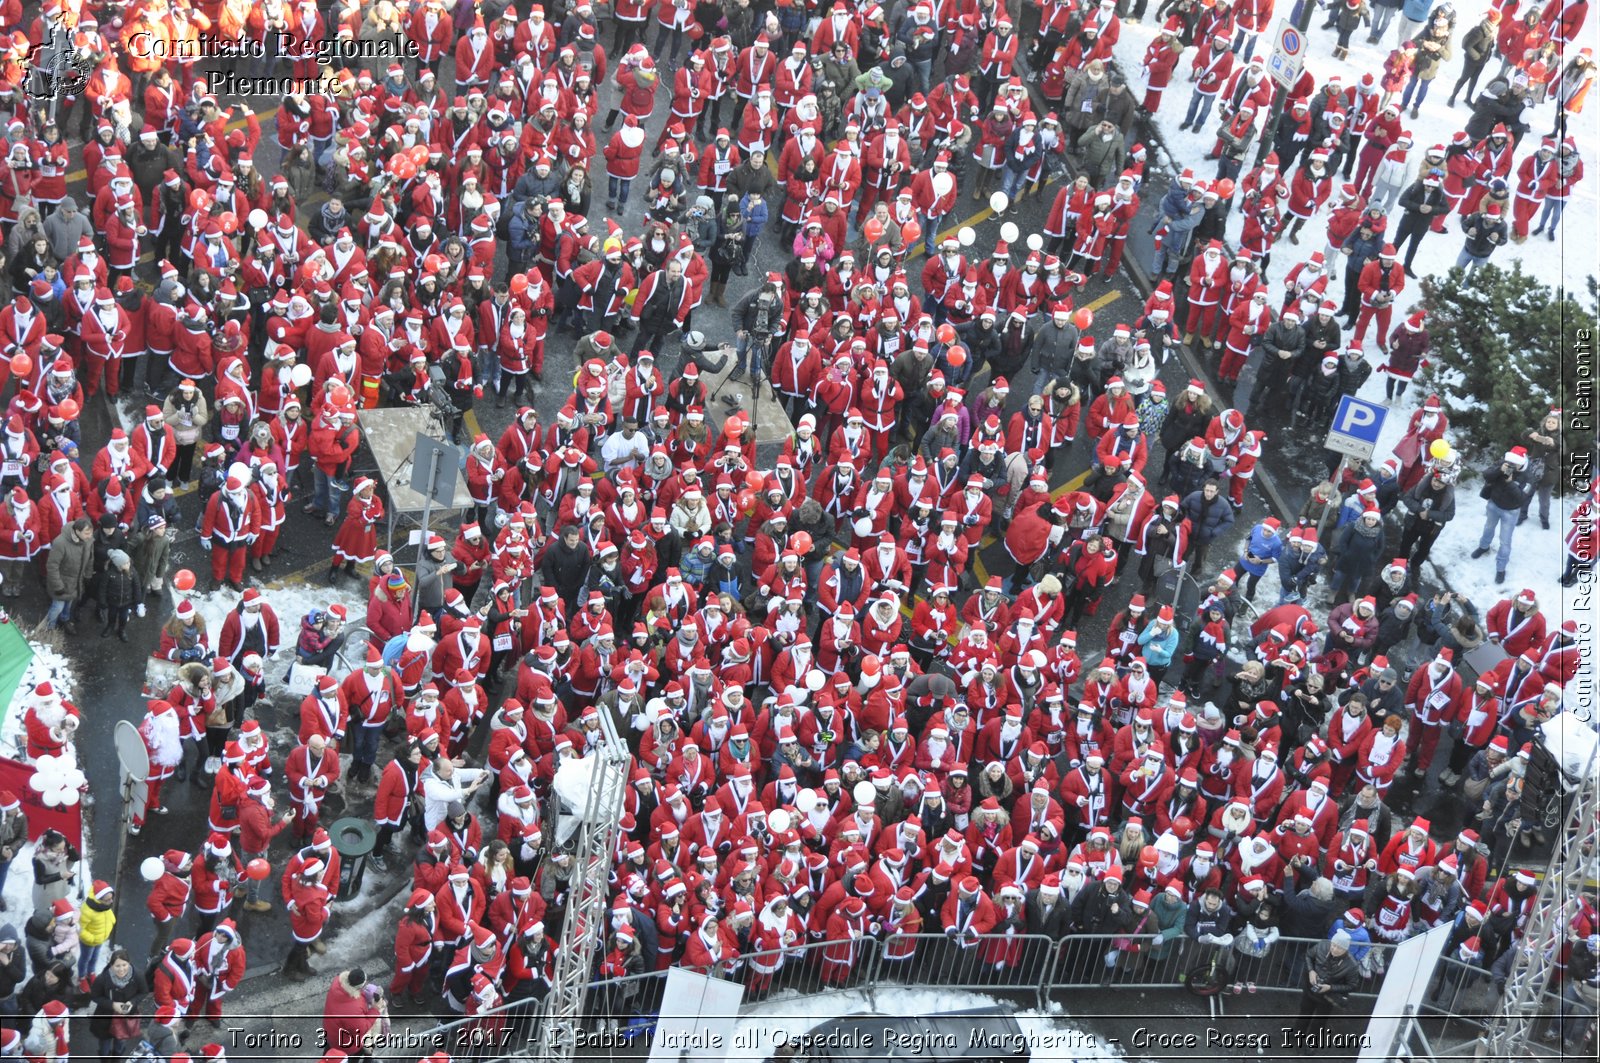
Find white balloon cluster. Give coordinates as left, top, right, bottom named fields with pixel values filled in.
left=28, top=753, right=87, bottom=808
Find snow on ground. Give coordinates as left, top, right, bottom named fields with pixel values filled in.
left=1359, top=392, right=1579, bottom=621
left=180, top=578, right=370, bottom=669
left=1111, top=0, right=1598, bottom=297
left=731, top=987, right=1127, bottom=1063
left=1110, top=5, right=1587, bottom=621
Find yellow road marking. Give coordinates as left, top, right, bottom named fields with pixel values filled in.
left=970, top=467, right=1093, bottom=586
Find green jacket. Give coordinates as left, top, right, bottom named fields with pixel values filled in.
left=45, top=529, right=93, bottom=601
left=1150, top=893, right=1190, bottom=959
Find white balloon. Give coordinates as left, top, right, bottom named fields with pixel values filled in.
left=796, top=788, right=819, bottom=813
left=141, top=857, right=165, bottom=882
left=1027, top=233, right=1045, bottom=252
left=853, top=516, right=875, bottom=537
left=931, top=171, right=955, bottom=199
left=227, top=462, right=253, bottom=487
left=1000, top=221, right=1021, bottom=243
left=853, top=780, right=877, bottom=806
left=768, top=809, right=792, bottom=834
left=957, top=226, right=977, bottom=247
left=247, top=208, right=269, bottom=231
left=989, top=191, right=1010, bottom=214
left=289, top=363, right=313, bottom=388
left=805, top=670, right=827, bottom=692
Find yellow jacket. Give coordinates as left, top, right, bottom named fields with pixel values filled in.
left=79, top=898, right=116, bottom=947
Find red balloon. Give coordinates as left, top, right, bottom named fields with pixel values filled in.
left=329, top=384, right=353, bottom=408
left=408, top=145, right=430, bottom=166
left=744, top=470, right=766, bottom=491
left=173, top=569, right=196, bottom=592
left=8, top=353, right=31, bottom=380
left=510, top=273, right=529, bottom=294
left=900, top=219, right=923, bottom=245
left=790, top=531, right=813, bottom=555
left=56, top=399, right=79, bottom=420
left=1072, top=308, right=1095, bottom=330
left=863, top=218, right=885, bottom=243
left=245, top=858, right=272, bottom=882
left=736, top=489, right=757, bottom=512
left=936, top=324, right=958, bottom=345
left=391, top=156, right=417, bottom=181
left=946, top=346, right=967, bottom=367
left=219, top=212, right=239, bottom=235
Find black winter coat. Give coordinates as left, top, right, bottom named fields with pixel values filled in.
left=539, top=539, right=593, bottom=601
left=1399, top=178, right=1448, bottom=220
left=1461, top=211, right=1508, bottom=258
left=99, top=565, right=140, bottom=609
left=1181, top=490, right=1236, bottom=544
left=1161, top=398, right=1213, bottom=453
left=1071, top=882, right=1138, bottom=934
left=1479, top=465, right=1526, bottom=511
left=1332, top=519, right=1386, bottom=581
left=88, top=966, right=148, bottom=1040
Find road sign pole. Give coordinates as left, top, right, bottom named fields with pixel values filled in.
left=1256, top=5, right=1316, bottom=167
left=1317, top=454, right=1346, bottom=544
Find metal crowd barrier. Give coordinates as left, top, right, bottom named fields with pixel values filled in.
left=395, top=932, right=1460, bottom=1060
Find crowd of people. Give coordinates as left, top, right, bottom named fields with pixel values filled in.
left=0, top=0, right=1592, bottom=1061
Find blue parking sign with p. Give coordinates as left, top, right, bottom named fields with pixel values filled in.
left=1325, top=395, right=1388, bottom=460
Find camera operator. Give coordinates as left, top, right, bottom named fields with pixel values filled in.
left=732, top=273, right=786, bottom=389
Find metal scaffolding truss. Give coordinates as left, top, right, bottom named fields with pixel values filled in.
left=534, top=713, right=632, bottom=1063
left=1479, top=743, right=1599, bottom=1062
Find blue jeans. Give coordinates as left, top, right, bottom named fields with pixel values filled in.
left=1369, top=6, right=1397, bottom=39
left=45, top=597, right=75, bottom=627
left=919, top=212, right=942, bottom=255
left=313, top=468, right=350, bottom=518
left=735, top=331, right=770, bottom=377
left=1000, top=168, right=1028, bottom=203
left=353, top=723, right=382, bottom=769
left=476, top=347, right=501, bottom=395
left=608, top=175, right=632, bottom=207
left=1536, top=198, right=1566, bottom=233
left=1477, top=501, right=1518, bottom=572
left=1233, top=29, right=1259, bottom=61
left=1401, top=75, right=1431, bottom=110
left=1183, top=90, right=1216, bottom=129
left=77, top=943, right=101, bottom=981
left=244, top=849, right=268, bottom=903
left=1031, top=366, right=1055, bottom=397
left=1455, top=249, right=1489, bottom=272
